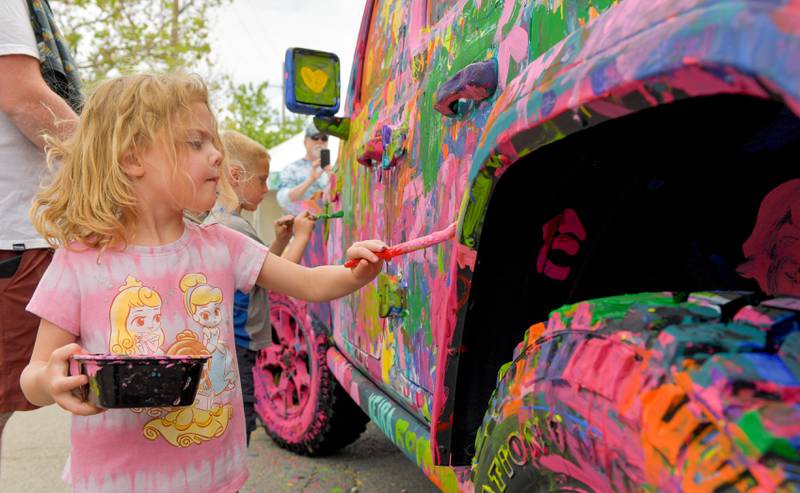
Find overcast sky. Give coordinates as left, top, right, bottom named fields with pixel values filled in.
left=210, top=0, right=366, bottom=105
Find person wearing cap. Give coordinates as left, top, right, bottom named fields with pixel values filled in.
left=275, top=122, right=332, bottom=215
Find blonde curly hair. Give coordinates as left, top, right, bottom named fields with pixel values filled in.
left=31, top=72, right=227, bottom=250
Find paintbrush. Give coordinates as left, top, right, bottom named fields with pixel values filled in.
left=314, top=210, right=344, bottom=220
left=276, top=211, right=343, bottom=226
left=344, top=222, right=457, bottom=268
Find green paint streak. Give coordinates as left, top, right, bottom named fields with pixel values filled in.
left=358, top=165, right=371, bottom=219
left=342, top=165, right=353, bottom=230
left=437, top=244, right=445, bottom=274
left=418, top=0, right=502, bottom=194
left=89, top=377, right=100, bottom=399
left=437, top=470, right=460, bottom=493
left=405, top=263, right=432, bottom=347
left=368, top=111, right=380, bottom=129
left=419, top=60, right=446, bottom=193
left=529, top=1, right=618, bottom=61
left=426, top=316, right=434, bottom=347
left=550, top=292, right=677, bottom=325
left=737, top=410, right=800, bottom=461
left=452, top=1, right=501, bottom=71
left=530, top=4, right=567, bottom=61
left=415, top=435, right=460, bottom=492
left=461, top=156, right=499, bottom=247
left=497, top=361, right=513, bottom=381
left=315, top=210, right=344, bottom=220
left=593, top=0, right=618, bottom=14
left=313, top=116, right=350, bottom=140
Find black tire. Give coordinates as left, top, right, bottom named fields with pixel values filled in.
left=473, top=292, right=800, bottom=492
left=254, top=293, right=369, bottom=456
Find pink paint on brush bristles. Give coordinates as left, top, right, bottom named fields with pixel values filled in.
left=344, top=222, right=457, bottom=268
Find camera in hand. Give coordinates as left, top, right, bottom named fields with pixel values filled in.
left=320, top=148, right=330, bottom=169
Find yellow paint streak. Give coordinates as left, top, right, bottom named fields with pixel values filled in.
left=386, top=79, right=396, bottom=108
left=361, top=286, right=383, bottom=342
left=381, top=327, right=395, bottom=383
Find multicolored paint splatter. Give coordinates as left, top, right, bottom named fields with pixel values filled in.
left=270, top=0, right=800, bottom=491
left=473, top=292, right=800, bottom=491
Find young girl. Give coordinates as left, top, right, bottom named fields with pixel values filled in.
left=18, top=73, right=385, bottom=493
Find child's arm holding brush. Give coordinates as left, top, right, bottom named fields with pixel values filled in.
left=344, top=222, right=457, bottom=268
left=270, top=214, right=295, bottom=255
left=281, top=211, right=316, bottom=263
left=257, top=239, right=387, bottom=302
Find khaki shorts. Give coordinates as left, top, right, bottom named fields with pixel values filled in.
left=0, top=249, right=53, bottom=413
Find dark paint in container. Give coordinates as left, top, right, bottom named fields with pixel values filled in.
left=72, top=354, right=210, bottom=408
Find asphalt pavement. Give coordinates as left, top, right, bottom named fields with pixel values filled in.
left=0, top=405, right=440, bottom=493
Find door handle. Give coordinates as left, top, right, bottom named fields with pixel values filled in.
left=357, top=134, right=383, bottom=168
left=381, top=124, right=407, bottom=170
left=434, top=59, right=498, bottom=117
left=357, top=125, right=407, bottom=170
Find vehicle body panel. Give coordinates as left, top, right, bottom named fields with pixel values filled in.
left=310, top=0, right=800, bottom=487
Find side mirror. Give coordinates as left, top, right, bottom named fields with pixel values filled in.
left=284, top=47, right=340, bottom=116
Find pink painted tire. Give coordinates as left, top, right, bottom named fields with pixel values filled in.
left=472, top=292, right=800, bottom=492
left=254, top=293, right=368, bottom=455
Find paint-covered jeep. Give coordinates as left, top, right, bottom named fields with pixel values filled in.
left=257, top=1, right=800, bottom=491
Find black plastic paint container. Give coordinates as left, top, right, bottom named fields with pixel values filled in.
left=72, top=354, right=210, bottom=408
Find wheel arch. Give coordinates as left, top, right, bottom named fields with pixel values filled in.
left=430, top=1, right=800, bottom=465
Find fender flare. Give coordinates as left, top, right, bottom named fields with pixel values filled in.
left=431, top=0, right=800, bottom=464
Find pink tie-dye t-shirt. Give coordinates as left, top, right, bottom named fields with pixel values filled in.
left=27, top=221, right=268, bottom=493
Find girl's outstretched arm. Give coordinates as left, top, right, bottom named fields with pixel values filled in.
left=19, top=320, right=104, bottom=416
left=257, top=240, right=386, bottom=302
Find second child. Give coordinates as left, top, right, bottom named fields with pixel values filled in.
left=213, top=130, right=316, bottom=446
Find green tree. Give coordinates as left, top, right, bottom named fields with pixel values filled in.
left=52, top=0, right=228, bottom=88
left=52, top=0, right=304, bottom=149
left=221, top=80, right=307, bottom=150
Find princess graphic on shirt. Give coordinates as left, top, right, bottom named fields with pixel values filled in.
left=143, top=330, right=233, bottom=447
left=109, top=276, right=165, bottom=355
left=180, top=273, right=236, bottom=397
